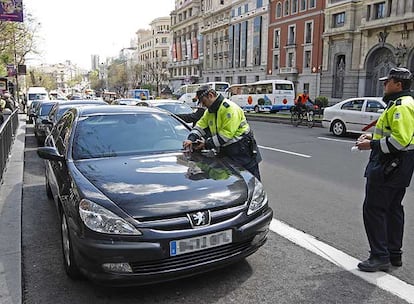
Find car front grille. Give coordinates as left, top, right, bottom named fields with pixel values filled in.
left=129, top=238, right=254, bottom=274
left=135, top=204, right=247, bottom=231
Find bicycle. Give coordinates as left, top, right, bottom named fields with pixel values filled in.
left=290, top=106, right=315, bottom=128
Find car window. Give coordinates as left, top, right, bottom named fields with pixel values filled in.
left=155, top=104, right=193, bottom=115
left=365, top=100, right=385, bottom=113
left=55, top=111, right=75, bottom=155
left=39, top=104, right=55, bottom=116
left=341, top=100, right=364, bottom=111
left=72, top=113, right=189, bottom=160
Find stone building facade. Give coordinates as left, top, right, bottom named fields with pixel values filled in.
left=168, top=0, right=203, bottom=91
left=321, top=0, right=414, bottom=103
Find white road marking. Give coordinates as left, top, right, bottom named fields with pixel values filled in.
left=270, top=219, right=414, bottom=304
left=258, top=145, right=312, bottom=158
left=318, top=137, right=355, bottom=144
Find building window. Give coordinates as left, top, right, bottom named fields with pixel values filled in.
left=274, top=29, right=280, bottom=48
left=245, top=3, right=249, bottom=12
left=238, top=6, right=242, bottom=15
left=304, top=50, right=311, bottom=68
left=287, top=52, right=294, bottom=67
left=253, top=16, right=262, bottom=66
left=284, top=0, right=290, bottom=15
left=274, top=54, right=279, bottom=69
left=161, top=37, right=167, bottom=43
left=333, top=12, right=345, bottom=27
left=257, top=0, right=263, bottom=8
left=305, top=21, right=312, bottom=44
left=276, top=2, right=282, bottom=18
left=291, top=0, right=298, bottom=13
left=300, top=0, right=306, bottom=11
left=309, top=0, right=315, bottom=8
left=288, top=25, right=295, bottom=45
left=303, top=83, right=310, bottom=93
left=255, top=75, right=260, bottom=81
left=333, top=55, right=345, bottom=98
left=374, top=2, right=386, bottom=19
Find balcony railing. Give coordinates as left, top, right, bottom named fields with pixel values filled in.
left=279, top=67, right=298, bottom=74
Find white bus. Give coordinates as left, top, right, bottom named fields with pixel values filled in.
left=228, top=80, right=295, bottom=112
left=173, top=82, right=230, bottom=104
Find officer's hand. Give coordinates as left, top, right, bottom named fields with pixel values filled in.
left=357, top=133, right=372, bottom=141
left=183, top=140, right=193, bottom=151
left=193, top=138, right=205, bottom=150
left=356, top=139, right=371, bottom=150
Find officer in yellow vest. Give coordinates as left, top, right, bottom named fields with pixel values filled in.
left=356, top=67, right=414, bottom=272
left=183, top=85, right=262, bottom=180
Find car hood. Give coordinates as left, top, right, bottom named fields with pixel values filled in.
left=74, top=152, right=249, bottom=220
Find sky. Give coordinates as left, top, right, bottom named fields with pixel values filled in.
left=23, top=0, right=175, bottom=70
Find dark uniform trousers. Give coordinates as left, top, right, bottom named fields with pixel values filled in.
left=363, top=182, right=405, bottom=258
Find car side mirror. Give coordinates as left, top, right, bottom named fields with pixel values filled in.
left=37, top=147, right=65, bottom=161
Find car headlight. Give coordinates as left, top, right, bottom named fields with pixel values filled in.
left=247, top=178, right=268, bottom=215
left=79, top=199, right=141, bottom=235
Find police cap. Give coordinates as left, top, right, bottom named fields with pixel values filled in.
left=196, top=85, right=214, bottom=100
left=379, top=67, right=413, bottom=81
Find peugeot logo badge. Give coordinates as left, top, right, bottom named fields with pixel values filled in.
left=187, top=210, right=211, bottom=228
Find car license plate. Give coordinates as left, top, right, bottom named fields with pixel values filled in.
left=170, top=229, right=232, bottom=257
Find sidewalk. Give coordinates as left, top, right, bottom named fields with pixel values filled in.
left=0, top=115, right=25, bottom=304
left=245, top=112, right=323, bottom=127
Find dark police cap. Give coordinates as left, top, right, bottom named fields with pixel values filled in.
left=379, top=67, right=412, bottom=81
left=196, top=85, right=213, bottom=99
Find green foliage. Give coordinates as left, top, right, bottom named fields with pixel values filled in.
left=315, top=96, right=329, bottom=108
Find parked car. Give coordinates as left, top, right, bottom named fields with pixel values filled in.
left=112, top=98, right=141, bottom=106
left=27, top=99, right=46, bottom=124
left=136, top=99, right=194, bottom=116
left=33, top=100, right=57, bottom=145
left=322, top=97, right=386, bottom=136
left=37, top=105, right=272, bottom=286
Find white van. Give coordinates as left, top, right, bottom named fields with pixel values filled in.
left=27, top=87, right=49, bottom=107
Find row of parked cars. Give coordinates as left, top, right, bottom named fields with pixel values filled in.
left=31, top=98, right=272, bottom=286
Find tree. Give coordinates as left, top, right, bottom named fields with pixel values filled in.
left=145, top=60, right=169, bottom=97
left=107, top=59, right=127, bottom=95
left=26, top=68, right=57, bottom=91
left=0, top=14, right=40, bottom=73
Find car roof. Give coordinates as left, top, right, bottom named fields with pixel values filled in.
left=56, top=99, right=107, bottom=105
left=76, top=105, right=168, bottom=117
left=39, top=101, right=58, bottom=106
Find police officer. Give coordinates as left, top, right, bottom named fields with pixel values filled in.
left=356, top=67, right=414, bottom=272
left=182, top=85, right=262, bottom=180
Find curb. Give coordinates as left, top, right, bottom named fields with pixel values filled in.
left=0, top=114, right=26, bottom=304
left=245, top=113, right=323, bottom=128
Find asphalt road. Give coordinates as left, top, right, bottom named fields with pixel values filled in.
left=21, top=122, right=413, bottom=303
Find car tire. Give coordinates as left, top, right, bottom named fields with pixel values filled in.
left=331, top=120, right=346, bottom=136
left=60, top=210, right=82, bottom=279
left=254, top=105, right=259, bottom=113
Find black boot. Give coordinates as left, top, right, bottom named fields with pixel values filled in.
left=358, top=256, right=390, bottom=272
left=390, top=255, right=402, bottom=267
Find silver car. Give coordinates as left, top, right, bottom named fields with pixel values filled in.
left=322, top=97, right=386, bottom=136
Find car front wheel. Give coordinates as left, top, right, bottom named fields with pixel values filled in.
left=61, top=210, right=82, bottom=279
left=331, top=120, right=346, bottom=136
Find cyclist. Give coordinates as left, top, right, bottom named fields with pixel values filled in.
left=293, top=90, right=314, bottom=115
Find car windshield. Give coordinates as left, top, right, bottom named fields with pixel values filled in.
left=155, top=103, right=193, bottom=115
left=39, top=104, right=55, bottom=116
left=72, top=113, right=189, bottom=160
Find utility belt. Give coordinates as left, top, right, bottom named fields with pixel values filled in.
left=220, top=131, right=262, bottom=165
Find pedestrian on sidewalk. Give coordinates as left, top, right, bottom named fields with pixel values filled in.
left=355, top=67, right=414, bottom=272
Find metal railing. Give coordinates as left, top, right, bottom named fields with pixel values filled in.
left=0, top=109, right=19, bottom=182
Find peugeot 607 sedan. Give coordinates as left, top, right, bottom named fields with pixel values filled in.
left=37, top=105, right=273, bottom=286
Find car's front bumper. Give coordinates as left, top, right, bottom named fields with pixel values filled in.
left=71, top=206, right=273, bottom=286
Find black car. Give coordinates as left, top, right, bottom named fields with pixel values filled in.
left=33, top=100, right=58, bottom=145
left=37, top=105, right=272, bottom=286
